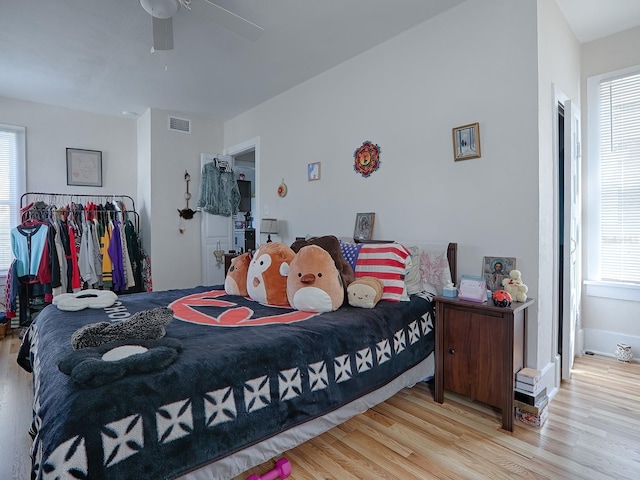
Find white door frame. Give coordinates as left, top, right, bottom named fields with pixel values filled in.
left=199, top=137, right=260, bottom=286
left=562, top=99, right=582, bottom=380
left=225, top=136, right=260, bottom=237
left=552, top=86, right=583, bottom=383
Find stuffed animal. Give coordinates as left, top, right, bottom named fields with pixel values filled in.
left=224, top=252, right=252, bottom=296
left=71, top=307, right=174, bottom=349
left=347, top=276, right=384, bottom=309
left=287, top=244, right=344, bottom=312
left=247, top=242, right=295, bottom=306
left=290, top=235, right=355, bottom=303
left=502, top=269, right=528, bottom=302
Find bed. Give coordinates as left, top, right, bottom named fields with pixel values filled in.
left=17, top=241, right=456, bottom=480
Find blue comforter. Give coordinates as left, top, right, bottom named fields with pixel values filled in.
left=18, top=286, right=434, bottom=479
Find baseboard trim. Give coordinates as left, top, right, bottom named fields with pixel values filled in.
left=583, top=328, right=639, bottom=363
left=539, top=359, right=559, bottom=401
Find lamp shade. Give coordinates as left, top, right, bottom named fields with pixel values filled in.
left=260, top=218, right=278, bottom=234
left=139, top=0, right=179, bottom=19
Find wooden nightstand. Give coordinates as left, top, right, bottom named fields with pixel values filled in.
left=434, top=295, right=534, bottom=431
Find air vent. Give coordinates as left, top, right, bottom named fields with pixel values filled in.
left=168, top=116, right=191, bottom=134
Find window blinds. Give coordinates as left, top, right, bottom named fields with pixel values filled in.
left=599, top=73, right=640, bottom=284
left=0, top=125, right=25, bottom=274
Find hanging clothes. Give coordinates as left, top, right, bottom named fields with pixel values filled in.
left=107, top=221, right=125, bottom=292
left=10, top=222, right=49, bottom=279
left=124, top=219, right=144, bottom=293
left=67, top=220, right=81, bottom=292
left=197, top=161, right=241, bottom=216
left=51, top=220, right=68, bottom=297
left=18, top=192, right=144, bottom=295
left=100, top=221, right=113, bottom=289
left=78, top=220, right=100, bottom=287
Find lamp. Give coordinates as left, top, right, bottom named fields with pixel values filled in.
left=260, top=218, right=278, bottom=243
left=139, top=0, right=180, bottom=19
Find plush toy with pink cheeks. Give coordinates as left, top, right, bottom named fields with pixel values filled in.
left=224, top=252, right=251, bottom=297
left=286, top=245, right=344, bottom=312
left=246, top=242, right=295, bottom=307
left=502, top=269, right=528, bottom=302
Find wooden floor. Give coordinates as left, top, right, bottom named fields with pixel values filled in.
left=2, top=329, right=639, bottom=480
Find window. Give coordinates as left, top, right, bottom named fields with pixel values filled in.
left=0, top=124, right=26, bottom=276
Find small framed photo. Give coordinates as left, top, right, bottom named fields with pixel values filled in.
left=483, top=256, right=516, bottom=292
left=308, top=161, right=321, bottom=181
left=66, top=148, right=103, bottom=187
left=452, top=122, right=481, bottom=161
left=354, top=212, right=375, bottom=241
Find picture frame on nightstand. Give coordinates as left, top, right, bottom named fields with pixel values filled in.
left=458, top=277, right=487, bottom=303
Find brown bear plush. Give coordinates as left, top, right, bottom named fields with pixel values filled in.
left=224, top=252, right=251, bottom=297
left=287, top=244, right=344, bottom=312
left=246, top=242, right=295, bottom=306
left=290, top=235, right=354, bottom=303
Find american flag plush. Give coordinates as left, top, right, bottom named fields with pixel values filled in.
left=340, top=241, right=411, bottom=302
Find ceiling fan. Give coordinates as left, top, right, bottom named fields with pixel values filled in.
left=139, top=0, right=264, bottom=51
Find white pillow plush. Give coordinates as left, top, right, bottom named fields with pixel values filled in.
left=53, top=289, right=118, bottom=311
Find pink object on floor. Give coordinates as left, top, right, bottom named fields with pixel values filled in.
left=246, top=458, right=291, bottom=480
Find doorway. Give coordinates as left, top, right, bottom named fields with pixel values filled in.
left=200, top=137, right=261, bottom=286
left=231, top=150, right=256, bottom=253
left=557, top=102, right=565, bottom=364
left=554, top=92, right=582, bottom=382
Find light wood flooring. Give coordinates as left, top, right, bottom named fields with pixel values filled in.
left=2, top=329, right=639, bottom=479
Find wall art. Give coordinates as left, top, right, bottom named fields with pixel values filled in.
left=452, top=122, right=481, bottom=161
left=308, top=162, right=321, bottom=181
left=354, top=212, right=375, bottom=241
left=66, top=148, right=102, bottom=187
left=353, top=141, right=381, bottom=177
left=482, top=256, right=516, bottom=292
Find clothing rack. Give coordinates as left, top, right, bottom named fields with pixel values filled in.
left=20, top=192, right=139, bottom=234
left=6, top=192, right=148, bottom=328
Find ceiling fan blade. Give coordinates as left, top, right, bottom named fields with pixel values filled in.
left=192, top=0, right=264, bottom=41
left=152, top=16, right=174, bottom=50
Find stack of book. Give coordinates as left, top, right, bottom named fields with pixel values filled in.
left=514, top=368, right=548, bottom=427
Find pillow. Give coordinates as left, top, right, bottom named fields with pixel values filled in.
left=415, top=244, right=453, bottom=296
left=340, top=241, right=411, bottom=302
left=404, top=245, right=422, bottom=295
left=224, top=252, right=251, bottom=296
left=347, top=276, right=384, bottom=308
left=247, top=242, right=295, bottom=307
left=290, top=235, right=355, bottom=302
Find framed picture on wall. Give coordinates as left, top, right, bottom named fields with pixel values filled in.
left=66, top=148, right=103, bottom=187
left=354, top=212, right=375, bottom=241
left=452, top=122, right=481, bottom=161
left=308, top=161, right=321, bottom=181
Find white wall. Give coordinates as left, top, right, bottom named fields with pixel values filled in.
left=536, top=0, right=582, bottom=382
left=0, top=96, right=224, bottom=293
left=580, top=26, right=640, bottom=356
left=143, top=108, right=224, bottom=291
left=225, top=0, right=548, bottom=366
left=0, top=96, right=137, bottom=198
